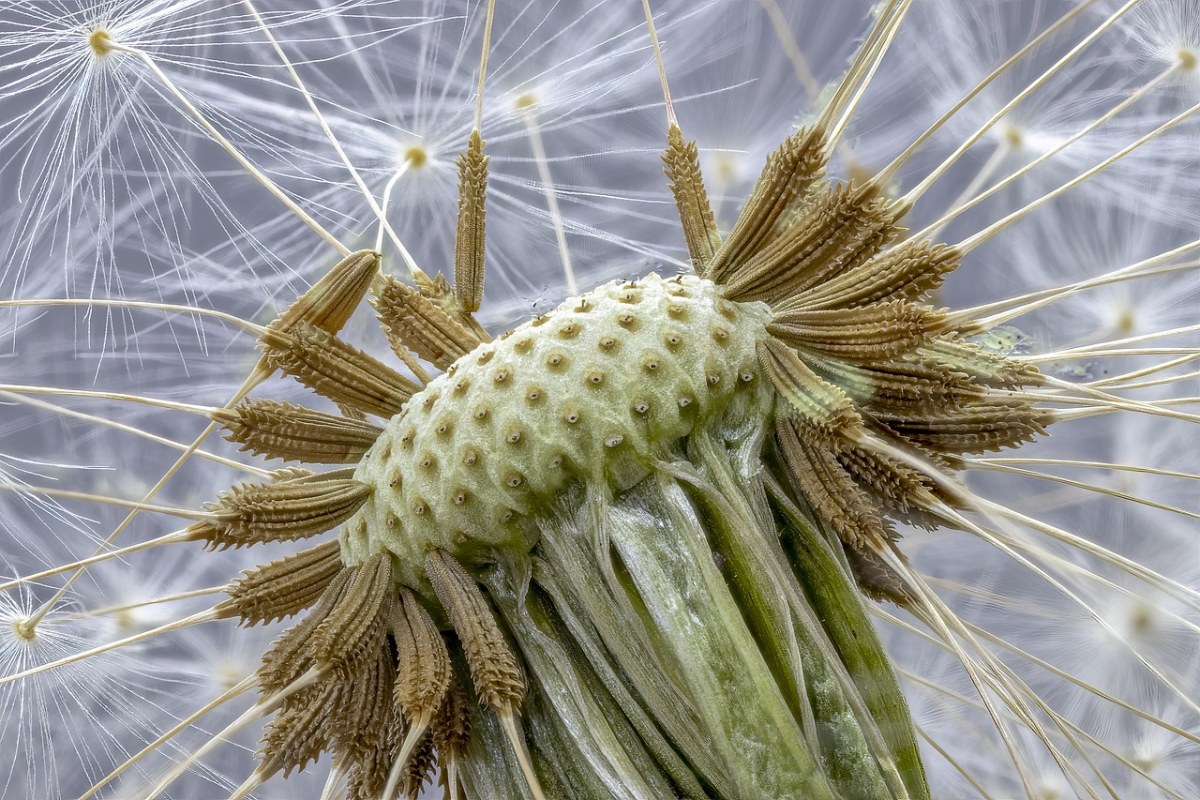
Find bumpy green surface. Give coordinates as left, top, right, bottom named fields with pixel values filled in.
left=343, top=273, right=774, bottom=587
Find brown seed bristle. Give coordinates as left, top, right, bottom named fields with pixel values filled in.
left=798, top=240, right=961, bottom=310
left=454, top=129, right=489, bottom=314
left=768, top=301, right=947, bottom=364
left=706, top=126, right=828, bottom=284
left=758, top=337, right=863, bottom=445
left=373, top=274, right=483, bottom=371
left=269, top=249, right=380, bottom=338
left=259, top=678, right=340, bottom=779
left=662, top=123, right=721, bottom=274
left=309, top=552, right=393, bottom=679
left=392, top=588, right=452, bottom=726
left=723, top=184, right=902, bottom=305
left=259, top=567, right=353, bottom=694
left=218, top=539, right=344, bottom=625
left=214, top=399, right=383, bottom=464
left=775, top=416, right=892, bottom=552
left=424, top=548, right=524, bottom=711
left=189, top=476, right=372, bottom=550
left=262, top=321, right=419, bottom=419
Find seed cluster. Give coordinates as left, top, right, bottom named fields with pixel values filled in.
left=184, top=115, right=1052, bottom=800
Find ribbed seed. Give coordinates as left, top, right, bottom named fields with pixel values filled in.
left=836, top=447, right=939, bottom=516
left=758, top=337, right=863, bottom=444
left=707, top=126, right=828, bottom=284
left=454, top=129, right=489, bottom=314
left=400, top=724, right=437, bottom=799
left=424, top=548, right=524, bottom=711
left=799, top=240, right=960, bottom=310
left=845, top=546, right=917, bottom=606
left=270, top=249, right=380, bottom=337
left=724, top=184, right=901, bottom=304
left=879, top=402, right=1052, bottom=454
left=259, top=568, right=353, bottom=693
left=341, top=655, right=403, bottom=800
left=219, top=539, right=343, bottom=625
left=260, top=679, right=339, bottom=778
left=374, top=274, right=483, bottom=371
left=663, top=123, right=721, bottom=273
left=309, top=552, right=393, bottom=679
left=432, top=672, right=473, bottom=765
left=215, top=399, right=382, bottom=464
left=768, top=301, right=947, bottom=363
left=189, top=476, right=372, bottom=549
left=262, top=320, right=418, bottom=418
left=331, top=644, right=396, bottom=764
left=776, top=416, right=891, bottom=552
left=392, top=588, right=452, bottom=726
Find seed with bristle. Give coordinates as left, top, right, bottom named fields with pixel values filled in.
left=662, top=123, right=721, bottom=272
left=454, top=129, right=489, bottom=314
left=800, top=239, right=960, bottom=310
left=218, top=539, right=344, bottom=625
left=189, top=475, right=372, bottom=550
left=259, top=679, right=340, bottom=779
left=768, top=301, right=947, bottom=363
left=775, top=415, right=892, bottom=552
left=424, top=548, right=524, bottom=712
left=258, top=568, right=353, bottom=694
left=261, top=320, right=419, bottom=418
left=268, top=249, right=381, bottom=338
left=392, top=588, right=452, bottom=727
left=309, top=552, right=392, bottom=678
left=374, top=274, right=484, bottom=371
left=214, top=399, right=382, bottom=464
left=706, top=126, right=829, bottom=283
left=723, top=184, right=901, bottom=305
left=758, top=336, right=863, bottom=444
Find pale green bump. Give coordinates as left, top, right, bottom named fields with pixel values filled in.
left=343, top=273, right=774, bottom=587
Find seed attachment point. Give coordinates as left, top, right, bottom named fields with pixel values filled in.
left=88, top=28, right=114, bottom=57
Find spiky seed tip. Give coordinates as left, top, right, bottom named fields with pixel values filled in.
left=758, top=337, right=864, bottom=445
left=260, top=320, right=419, bottom=418
left=218, top=539, right=345, bottom=625
left=775, top=415, right=892, bottom=553
left=722, top=184, right=902, bottom=305
left=663, top=123, right=721, bottom=273
left=258, top=568, right=353, bottom=693
left=259, top=679, right=340, bottom=779
left=270, top=250, right=380, bottom=338
left=454, top=129, right=489, bottom=313
left=188, top=475, right=372, bottom=550
left=706, top=125, right=829, bottom=283
left=214, top=399, right=383, bottom=464
left=392, top=588, right=452, bottom=725
left=309, top=552, right=393, bottom=679
left=373, top=274, right=484, bottom=371
left=424, top=548, right=525, bottom=711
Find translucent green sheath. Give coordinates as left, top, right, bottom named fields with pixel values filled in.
left=458, top=399, right=929, bottom=799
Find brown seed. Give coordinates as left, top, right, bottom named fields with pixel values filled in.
left=424, top=548, right=524, bottom=711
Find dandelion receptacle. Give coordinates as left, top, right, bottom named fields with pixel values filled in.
left=1, top=1, right=1197, bottom=798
